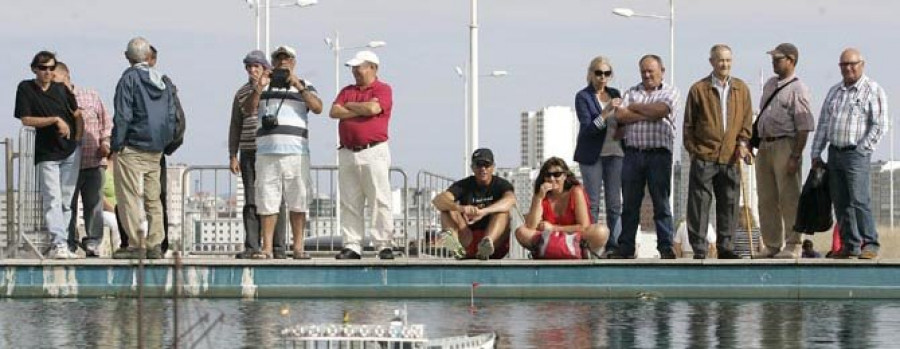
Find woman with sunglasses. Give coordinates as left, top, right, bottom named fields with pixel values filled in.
left=515, top=157, right=608, bottom=259
left=573, top=56, right=623, bottom=258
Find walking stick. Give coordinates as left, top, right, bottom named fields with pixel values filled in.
left=737, top=160, right=756, bottom=259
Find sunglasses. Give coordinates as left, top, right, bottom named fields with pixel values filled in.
left=35, top=64, right=56, bottom=72
left=839, top=61, right=862, bottom=68
left=593, top=70, right=613, bottom=77
left=473, top=161, right=493, bottom=168
left=771, top=55, right=788, bottom=62
left=545, top=171, right=565, bottom=178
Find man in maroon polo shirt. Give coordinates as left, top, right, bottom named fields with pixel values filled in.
left=330, top=50, right=396, bottom=260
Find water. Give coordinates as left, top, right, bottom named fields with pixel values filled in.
left=3, top=298, right=900, bottom=348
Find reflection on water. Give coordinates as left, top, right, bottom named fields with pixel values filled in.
left=4, top=298, right=900, bottom=348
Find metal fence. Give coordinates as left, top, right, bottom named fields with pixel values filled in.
left=12, top=127, right=46, bottom=258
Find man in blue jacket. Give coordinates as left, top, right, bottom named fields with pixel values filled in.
left=111, top=36, right=177, bottom=259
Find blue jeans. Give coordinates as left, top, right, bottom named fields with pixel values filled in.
left=618, top=148, right=674, bottom=256
left=828, top=147, right=878, bottom=254
left=37, top=147, right=81, bottom=247
left=579, top=155, right=623, bottom=250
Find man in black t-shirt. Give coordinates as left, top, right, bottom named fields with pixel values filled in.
left=13, top=51, right=81, bottom=259
left=432, top=148, right=516, bottom=259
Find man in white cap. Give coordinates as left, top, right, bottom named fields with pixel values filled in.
left=330, top=50, right=396, bottom=260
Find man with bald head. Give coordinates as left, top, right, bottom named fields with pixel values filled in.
left=811, top=48, right=889, bottom=259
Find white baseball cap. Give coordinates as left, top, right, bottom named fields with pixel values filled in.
left=345, top=50, right=380, bottom=67
left=271, top=45, right=297, bottom=59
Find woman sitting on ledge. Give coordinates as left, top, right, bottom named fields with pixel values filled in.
left=515, top=157, right=608, bottom=259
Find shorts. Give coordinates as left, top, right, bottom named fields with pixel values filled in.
left=255, top=153, right=310, bottom=215
left=465, top=229, right=510, bottom=259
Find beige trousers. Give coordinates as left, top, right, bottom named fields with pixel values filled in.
left=338, top=142, right=394, bottom=254
left=755, top=138, right=802, bottom=251
left=114, top=146, right=164, bottom=248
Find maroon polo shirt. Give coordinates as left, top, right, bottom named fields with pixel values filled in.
left=333, top=79, right=393, bottom=148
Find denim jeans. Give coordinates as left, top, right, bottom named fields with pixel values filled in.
left=618, top=148, right=674, bottom=256
left=68, top=166, right=105, bottom=249
left=37, top=147, right=81, bottom=247
left=828, top=147, right=878, bottom=254
left=579, top=155, right=623, bottom=251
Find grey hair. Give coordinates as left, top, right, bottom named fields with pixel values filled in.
left=709, top=44, right=732, bottom=58
left=586, top=55, right=612, bottom=85
left=125, top=37, right=151, bottom=63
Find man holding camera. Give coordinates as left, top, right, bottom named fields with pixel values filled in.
left=330, top=51, right=396, bottom=260
left=244, top=45, right=322, bottom=259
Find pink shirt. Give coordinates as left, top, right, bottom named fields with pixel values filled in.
left=75, top=86, right=112, bottom=168
left=333, top=79, right=393, bottom=148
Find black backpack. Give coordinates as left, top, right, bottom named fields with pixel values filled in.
left=162, top=75, right=185, bottom=155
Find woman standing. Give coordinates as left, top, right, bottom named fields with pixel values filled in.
left=515, top=157, right=608, bottom=259
left=573, top=56, right=622, bottom=257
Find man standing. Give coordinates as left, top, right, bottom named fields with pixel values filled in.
left=812, top=48, right=888, bottom=259
left=432, top=148, right=516, bottom=259
left=228, top=50, right=289, bottom=259
left=246, top=45, right=322, bottom=259
left=755, top=43, right=815, bottom=258
left=330, top=51, right=395, bottom=260
left=111, top=37, right=177, bottom=259
left=14, top=51, right=81, bottom=259
left=55, top=62, right=112, bottom=257
left=683, top=44, right=753, bottom=259
left=609, top=54, right=680, bottom=259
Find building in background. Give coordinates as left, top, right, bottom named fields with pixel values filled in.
left=520, top=106, right=578, bottom=169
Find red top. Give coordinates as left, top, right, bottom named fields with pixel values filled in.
left=540, top=185, right=592, bottom=226
left=333, top=79, right=393, bottom=148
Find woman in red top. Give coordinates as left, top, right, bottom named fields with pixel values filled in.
left=515, top=157, right=609, bottom=258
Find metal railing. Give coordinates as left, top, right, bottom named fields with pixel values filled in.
left=12, top=127, right=45, bottom=258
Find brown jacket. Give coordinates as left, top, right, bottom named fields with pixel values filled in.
left=683, top=75, right=753, bottom=164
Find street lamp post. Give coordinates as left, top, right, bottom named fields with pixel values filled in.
left=469, top=0, right=480, bottom=169
left=455, top=67, right=508, bottom=174
left=245, top=0, right=318, bottom=55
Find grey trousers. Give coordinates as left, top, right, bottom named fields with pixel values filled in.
left=686, top=158, right=739, bottom=254
left=68, top=167, right=105, bottom=248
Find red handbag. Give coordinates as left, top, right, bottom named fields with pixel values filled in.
left=532, top=231, right=583, bottom=259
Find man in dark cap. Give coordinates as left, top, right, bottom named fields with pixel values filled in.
left=432, top=148, right=516, bottom=259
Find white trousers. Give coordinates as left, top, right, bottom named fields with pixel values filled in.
left=338, top=142, right=394, bottom=253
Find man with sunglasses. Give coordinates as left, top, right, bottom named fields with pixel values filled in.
left=756, top=43, right=815, bottom=259
left=433, top=149, right=516, bottom=259
left=682, top=44, right=753, bottom=259
left=14, top=50, right=82, bottom=259
left=811, top=48, right=888, bottom=259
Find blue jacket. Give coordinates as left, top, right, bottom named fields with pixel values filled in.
left=111, top=65, right=176, bottom=153
left=573, top=85, right=621, bottom=165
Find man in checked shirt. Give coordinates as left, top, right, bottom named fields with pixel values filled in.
left=811, top=48, right=889, bottom=259
left=607, top=54, right=680, bottom=259
left=54, top=62, right=112, bottom=257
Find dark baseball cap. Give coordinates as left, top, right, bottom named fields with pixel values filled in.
left=767, top=43, right=799, bottom=62
left=471, top=148, right=494, bottom=165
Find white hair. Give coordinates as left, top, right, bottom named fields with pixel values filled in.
left=125, top=37, right=151, bottom=63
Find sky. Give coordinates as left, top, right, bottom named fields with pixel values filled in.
left=1, top=0, right=897, bottom=181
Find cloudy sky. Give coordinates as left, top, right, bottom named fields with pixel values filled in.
left=1, top=0, right=896, bottom=180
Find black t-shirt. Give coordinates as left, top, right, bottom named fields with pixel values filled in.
left=447, top=175, right=515, bottom=230
left=14, top=80, right=78, bottom=163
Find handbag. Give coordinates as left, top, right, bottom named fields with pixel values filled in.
left=533, top=231, right=583, bottom=259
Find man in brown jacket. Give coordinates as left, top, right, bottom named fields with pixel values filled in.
left=683, top=44, right=753, bottom=259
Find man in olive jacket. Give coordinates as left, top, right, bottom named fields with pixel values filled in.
left=682, top=44, right=753, bottom=259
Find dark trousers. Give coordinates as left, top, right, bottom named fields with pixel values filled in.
left=618, top=148, right=674, bottom=256
left=829, top=147, right=879, bottom=254
left=686, top=158, right=739, bottom=254
left=240, top=150, right=287, bottom=252
left=119, top=156, right=170, bottom=251
left=68, top=167, right=105, bottom=249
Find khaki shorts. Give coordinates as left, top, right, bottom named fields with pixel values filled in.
left=255, top=153, right=310, bottom=215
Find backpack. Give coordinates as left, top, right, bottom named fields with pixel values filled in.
left=162, top=75, right=186, bottom=155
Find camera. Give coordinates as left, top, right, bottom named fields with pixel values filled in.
left=261, top=113, right=278, bottom=130
left=270, top=68, right=290, bottom=89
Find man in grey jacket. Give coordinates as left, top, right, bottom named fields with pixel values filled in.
left=111, top=36, right=177, bottom=259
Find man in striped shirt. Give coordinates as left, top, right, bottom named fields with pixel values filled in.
left=608, top=54, right=680, bottom=259
left=228, top=50, right=287, bottom=259
left=811, top=48, right=889, bottom=259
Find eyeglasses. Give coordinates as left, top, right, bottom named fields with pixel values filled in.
left=473, top=161, right=493, bottom=168
left=545, top=171, right=565, bottom=178
left=593, top=70, right=613, bottom=77
left=839, top=61, right=862, bottom=68
left=35, top=64, right=56, bottom=72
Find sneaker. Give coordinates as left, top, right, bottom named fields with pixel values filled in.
left=113, top=247, right=146, bottom=259
left=476, top=237, right=494, bottom=260
left=439, top=230, right=466, bottom=259
left=859, top=250, right=878, bottom=260
left=49, top=245, right=76, bottom=259
left=335, top=248, right=362, bottom=260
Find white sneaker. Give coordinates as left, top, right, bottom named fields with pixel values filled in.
left=49, top=245, right=76, bottom=259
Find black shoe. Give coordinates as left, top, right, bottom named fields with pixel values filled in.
left=235, top=250, right=258, bottom=259
left=273, top=250, right=287, bottom=259
left=659, top=247, right=676, bottom=259
left=830, top=249, right=860, bottom=259
left=378, top=248, right=395, bottom=260
left=717, top=250, right=743, bottom=259
left=335, top=248, right=362, bottom=260
left=693, top=253, right=707, bottom=260
left=82, top=241, right=100, bottom=258
left=607, top=251, right=636, bottom=259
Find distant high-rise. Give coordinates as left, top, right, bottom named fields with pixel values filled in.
left=520, top=106, right=578, bottom=168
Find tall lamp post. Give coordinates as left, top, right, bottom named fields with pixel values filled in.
left=324, top=33, right=386, bottom=236
left=245, top=0, right=318, bottom=55
left=455, top=67, right=508, bottom=174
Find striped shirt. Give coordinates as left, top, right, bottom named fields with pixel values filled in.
left=256, top=81, right=318, bottom=155
left=811, top=75, right=889, bottom=157
left=228, top=82, right=258, bottom=156
left=75, top=86, right=112, bottom=169
left=620, top=81, right=680, bottom=151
